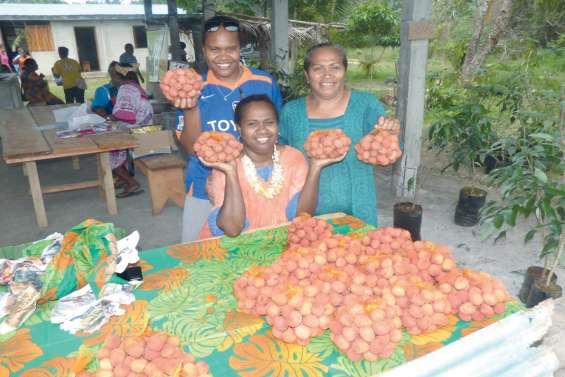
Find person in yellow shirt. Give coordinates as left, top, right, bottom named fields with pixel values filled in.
left=51, top=46, right=85, bottom=104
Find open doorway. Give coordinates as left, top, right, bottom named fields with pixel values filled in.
left=74, top=27, right=99, bottom=71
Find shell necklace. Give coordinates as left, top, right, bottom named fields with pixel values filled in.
left=241, top=145, right=284, bottom=199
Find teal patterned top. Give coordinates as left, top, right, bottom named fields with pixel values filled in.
left=279, top=90, right=386, bottom=226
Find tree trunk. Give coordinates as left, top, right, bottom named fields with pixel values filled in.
left=461, top=0, right=514, bottom=80
left=144, top=0, right=153, bottom=24
left=203, top=0, right=216, bottom=21
left=194, top=0, right=216, bottom=72
left=168, top=0, right=182, bottom=62
left=462, top=0, right=489, bottom=72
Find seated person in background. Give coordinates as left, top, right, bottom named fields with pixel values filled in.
left=20, top=59, right=64, bottom=106
left=179, top=41, right=188, bottom=62
left=167, top=42, right=188, bottom=67
left=91, top=61, right=120, bottom=118
left=109, top=63, right=154, bottom=198
left=198, top=94, right=342, bottom=239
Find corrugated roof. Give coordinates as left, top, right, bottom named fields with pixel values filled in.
left=0, top=4, right=192, bottom=21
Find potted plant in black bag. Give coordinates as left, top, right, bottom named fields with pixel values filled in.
left=427, top=99, right=497, bottom=226
left=393, top=177, right=423, bottom=241
left=480, top=109, right=564, bottom=307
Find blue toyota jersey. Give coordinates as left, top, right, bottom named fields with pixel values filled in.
left=179, top=66, right=283, bottom=199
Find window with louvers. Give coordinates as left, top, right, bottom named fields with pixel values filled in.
left=25, top=24, right=55, bottom=52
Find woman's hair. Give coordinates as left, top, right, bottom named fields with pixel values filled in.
left=234, top=94, right=278, bottom=125
left=107, top=60, right=119, bottom=74
left=23, top=58, right=37, bottom=71
left=304, top=42, right=348, bottom=71
left=114, top=62, right=139, bottom=85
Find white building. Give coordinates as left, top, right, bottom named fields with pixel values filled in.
left=0, top=4, right=194, bottom=75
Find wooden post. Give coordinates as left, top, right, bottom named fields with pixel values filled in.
left=144, top=0, right=166, bottom=100
left=168, top=0, right=183, bottom=62
left=192, top=22, right=205, bottom=72
left=392, top=0, right=433, bottom=198
left=194, top=1, right=216, bottom=72
left=25, top=161, right=48, bottom=228
left=271, top=0, right=289, bottom=83
left=72, top=156, right=80, bottom=170
left=99, top=152, right=118, bottom=215
left=144, top=0, right=153, bottom=23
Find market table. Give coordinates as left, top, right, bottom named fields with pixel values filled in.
left=2, top=213, right=553, bottom=377
left=0, top=105, right=138, bottom=228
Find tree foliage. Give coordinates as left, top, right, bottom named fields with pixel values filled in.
left=176, top=0, right=201, bottom=12
left=511, top=0, right=565, bottom=46
left=288, top=0, right=350, bottom=23
left=174, top=0, right=353, bottom=22
left=335, top=0, right=400, bottom=48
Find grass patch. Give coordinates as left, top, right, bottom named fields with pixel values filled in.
left=48, top=77, right=109, bottom=103
left=46, top=71, right=146, bottom=103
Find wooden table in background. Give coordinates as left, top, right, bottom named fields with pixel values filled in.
left=0, top=105, right=138, bottom=228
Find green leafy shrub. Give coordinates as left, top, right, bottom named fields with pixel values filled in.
left=480, top=109, right=564, bottom=271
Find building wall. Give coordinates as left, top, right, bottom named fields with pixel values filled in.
left=31, top=19, right=148, bottom=76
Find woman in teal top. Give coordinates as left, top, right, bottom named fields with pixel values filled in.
left=279, top=43, right=399, bottom=226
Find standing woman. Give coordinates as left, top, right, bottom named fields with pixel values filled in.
left=174, top=15, right=282, bottom=242
left=279, top=43, right=399, bottom=226
left=110, top=63, right=153, bottom=198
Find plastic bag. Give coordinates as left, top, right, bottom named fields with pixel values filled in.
left=0, top=221, right=140, bottom=334
left=53, top=103, right=105, bottom=130
left=51, top=282, right=137, bottom=334
left=0, top=233, right=63, bottom=334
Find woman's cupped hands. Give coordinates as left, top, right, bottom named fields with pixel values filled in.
left=198, top=156, right=238, bottom=175
left=309, top=152, right=348, bottom=170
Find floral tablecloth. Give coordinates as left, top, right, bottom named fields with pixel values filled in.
left=0, top=215, right=522, bottom=377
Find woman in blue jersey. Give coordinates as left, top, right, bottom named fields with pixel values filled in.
left=173, top=16, right=283, bottom=242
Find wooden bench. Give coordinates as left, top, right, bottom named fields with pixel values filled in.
left=134, top=154, right=186, bottom=215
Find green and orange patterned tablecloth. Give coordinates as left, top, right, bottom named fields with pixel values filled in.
left=0, top=215, right=522, bottom=377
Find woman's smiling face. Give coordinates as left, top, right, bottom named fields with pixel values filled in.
left=305, top=46, right=347, bottom=100
left=237, top=101, right=278, bottom=157
left=203, top=27, right=241, bottom=82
